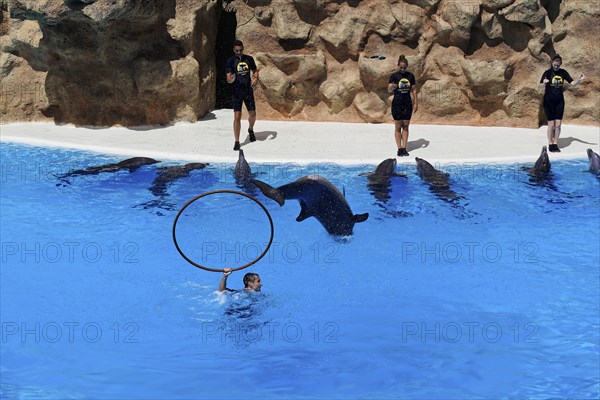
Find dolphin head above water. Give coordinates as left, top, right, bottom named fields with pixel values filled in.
left=533, top=146, right=551, bottom=174
left=587, top=148, right=600, bottom=172
left=373, top=158, right=397, bottom=176
left=235, top=149, right=251, bottom=178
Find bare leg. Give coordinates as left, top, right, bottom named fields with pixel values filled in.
left=394, top=121, right=402, bottom=149
left=248, top=110, right=256, bottom=131
left=552, top=120, right=562, bottom=145
left=546, top=120, right=555, bottom=144
left=233, top=111, right=242, bottom=142
left=401, top=120, right=411, bottom=149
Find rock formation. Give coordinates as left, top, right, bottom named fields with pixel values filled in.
left=1, top=0, right=598, bottom=127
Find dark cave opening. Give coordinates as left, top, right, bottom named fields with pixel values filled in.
left=215, top=9, right=237, bottom=109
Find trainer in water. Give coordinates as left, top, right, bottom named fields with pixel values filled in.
left=388, top=54, right=418, bottom=157
left=226, top=40, right=259, bottom=151
left=539, top=54, right=585, bottom=153
left=218, top=268, right=262, bottom=292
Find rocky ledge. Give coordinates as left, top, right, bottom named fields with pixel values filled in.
left=1, top=0, right=598, bottom=127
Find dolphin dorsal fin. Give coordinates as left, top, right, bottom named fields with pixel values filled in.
left=296, top=200, right=312, bottom=222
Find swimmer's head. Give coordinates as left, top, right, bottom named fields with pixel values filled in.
left=243, top=273, right=262, bottom=291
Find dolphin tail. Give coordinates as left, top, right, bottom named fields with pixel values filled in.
left=353, top=213, right=369, bottom=223
left=250, top=179, right=285, bottom=206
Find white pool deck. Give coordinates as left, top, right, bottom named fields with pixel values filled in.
left=1, top=109, right=599, bottom=165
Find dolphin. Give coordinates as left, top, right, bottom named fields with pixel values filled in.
left=149, top=162, right=208, bottom=197
left=587, top=149, right=600, bottom=172
left=415, top=157, right=462, bottom=203
left=532, top=146, right=551, bottom=175
left=235, top=150, right=251, bottom=179
left=363, top=158, right=406, bottom=203
left=233, top=149, right=259, bottom=194
left=251, top=174, right=369, bottom=236
left=58, top=157, right=160, bottom=180
left=522, top=146, right=558, bottom=190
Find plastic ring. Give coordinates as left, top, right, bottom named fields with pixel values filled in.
left=172, top=190, right=274, bottom=272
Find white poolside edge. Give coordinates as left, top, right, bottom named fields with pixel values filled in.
left=1, top=109, right=599, bottom=166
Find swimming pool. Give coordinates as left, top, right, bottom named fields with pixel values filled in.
left=1, top=142, right=599, bottom=398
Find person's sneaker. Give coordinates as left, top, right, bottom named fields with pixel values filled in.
left=548, top=144, right=555, bottom=152
left=397, top=148, right=403, bottom=157
left=402, top=148, right=410, bottom=156
left=233, top=142, right=240, bottom=151
left=554, top=145, right=561, bottom=152
left=248, top=129, right=256, bottom=142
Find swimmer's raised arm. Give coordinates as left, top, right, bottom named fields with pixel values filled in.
left=218, top=268, right=232, bottom=292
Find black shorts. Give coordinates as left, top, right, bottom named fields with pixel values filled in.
left=543, top=96, right=565, bottom=121
left=392, top=98, right=412, bottom=121
left=232, top=90, right=256, bottom=112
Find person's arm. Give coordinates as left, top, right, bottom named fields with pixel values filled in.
left=540, top=72, right=549, bottom=86
left=387, top=76, right=398, bottom=93
left=250, top=57, right=259, bottom=88
left=411, top=85, right=418, bottom=113
left=251, top=69, right=259, bottom=88
left=570, top=73, right=586, bottom=87
left=218, top=268, right=232, bottom=292
left=225, top=58, right=236, bottom=84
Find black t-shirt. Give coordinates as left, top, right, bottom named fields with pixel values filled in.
left=540, top=68, right=573, bottom=98
left=389, top=71, right=416, bottom=101
left=226, top=54, right=257, bottom=93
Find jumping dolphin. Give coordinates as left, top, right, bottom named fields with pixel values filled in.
left=58, top=157, right=160, bottom=181
left=149, top=163, right=208, bottom=197
left=587, top=149, right=600, bottom=172
left=363, top=158, right=406, bottom=203
left=251, top=174, right=369, bottom=236
left=415, top=157, right=462, bottom=203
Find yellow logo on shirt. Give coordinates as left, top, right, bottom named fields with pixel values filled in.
left=398, top=78, right=411, bottom=93
left=237, top=62, right=250, bottom=75
left=551, top=75, right=564, bottom=88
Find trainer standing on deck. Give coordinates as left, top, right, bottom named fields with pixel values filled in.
left=388, top=54, right=417, bottom=157
left=226, top=40, right=259, bottom=151
left=540, top=54, right=585, bottom=152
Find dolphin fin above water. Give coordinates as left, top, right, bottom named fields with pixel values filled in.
left=296, top=200, right=311, bottom=222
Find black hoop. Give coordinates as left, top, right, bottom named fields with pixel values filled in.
left=172, top=190, right=275, bottom=272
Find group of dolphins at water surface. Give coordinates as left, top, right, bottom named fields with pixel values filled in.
left=57, top=147, right=600, bottom=236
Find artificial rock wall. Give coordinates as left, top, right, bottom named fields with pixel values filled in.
left=1, top=0, right=598, bottom=127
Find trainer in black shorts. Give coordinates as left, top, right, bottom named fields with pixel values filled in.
left=539, top=54, right=585, bottom=152
left=226, top=40, right=259, bottom=151
left=388, top=55, right=418, bottom=157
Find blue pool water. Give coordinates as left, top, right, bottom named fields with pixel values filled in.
left=1, top=142, right=599, bottom=399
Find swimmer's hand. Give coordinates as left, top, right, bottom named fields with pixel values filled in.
left=219, top=268, right=232, bottom=292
